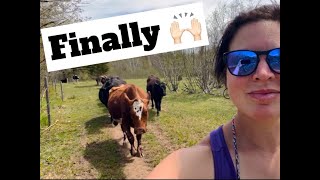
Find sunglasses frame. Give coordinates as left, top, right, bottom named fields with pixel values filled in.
left=223, top=47, right=280, bottom=76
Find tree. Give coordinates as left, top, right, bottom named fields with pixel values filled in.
left=150, top=52, right=184, bottom=92
left=82, top=63, right=110, bottom=79
left=40, top=0, right=86, bottom=91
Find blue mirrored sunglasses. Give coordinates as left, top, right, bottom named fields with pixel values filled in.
left=223, top=48, right=280, bottom=76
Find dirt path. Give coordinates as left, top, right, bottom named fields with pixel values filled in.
left=109, top=124, right=153, bottom=179
left=108, top=120, right=178, bottom=179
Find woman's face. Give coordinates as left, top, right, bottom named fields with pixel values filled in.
left=227, top=20, right=280, bottom=120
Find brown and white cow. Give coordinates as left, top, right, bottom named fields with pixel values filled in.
left=107, top=84, right=150, bottom=157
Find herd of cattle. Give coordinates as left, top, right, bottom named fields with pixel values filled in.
left=98, top=75, right=166, bottom=157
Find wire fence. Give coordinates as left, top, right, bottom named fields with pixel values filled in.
left=40, top=77, right=65, bottom=131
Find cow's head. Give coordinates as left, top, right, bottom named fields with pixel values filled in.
left=155, top=82, right=167, bottom=97
left=124, top=93, right=150, bottom=134
left=100, top=76, right=107, bottom=84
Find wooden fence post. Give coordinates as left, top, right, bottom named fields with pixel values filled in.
left=54, top=79, right=57, bottom=92
left=60, top=81, right=64, bottom=101
left=44, top=77, right=51, bottom=126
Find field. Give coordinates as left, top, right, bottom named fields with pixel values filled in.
left=40, top=78, right=236, bottom=179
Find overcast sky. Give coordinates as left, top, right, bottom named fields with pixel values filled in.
left=79, top=0, right=280, bottom=20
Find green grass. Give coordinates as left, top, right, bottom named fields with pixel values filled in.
left=40, top=79, right=236, bottom=178
left=157, top=93, right=235, bottom=147
left=40, top=81, right=125, bottom=179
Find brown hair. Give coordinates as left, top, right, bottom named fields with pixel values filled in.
left=213, top=4, right=280, bottom=85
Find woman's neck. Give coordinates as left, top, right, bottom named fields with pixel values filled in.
left=232, top=113, right=280, bottom=153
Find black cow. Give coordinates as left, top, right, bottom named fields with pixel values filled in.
left=95, top=75, right=107, bottom=86
left=98, top=76, right=126, bottom=124
left=146, top=75, right=166, bottom=116
left=61, top=78, right=68, bottom=83
left=72, top=75, right=79, bottom=82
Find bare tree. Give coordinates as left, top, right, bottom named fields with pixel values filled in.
left=181, top=48, right=197, bottom=94
left=40, top=0, right=86, bottom=91
left=150, top=52, right=184, bottom=92
left=181, top=46, right=217, bottom=94
left=193, top=46, right=217, bottom=94
left=206, top=0, right=267, bottom=50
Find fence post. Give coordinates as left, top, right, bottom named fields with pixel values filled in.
left=60, top=81, right=64, bottom=101
left=54, top=79, right=57, bottom=92
left=44, top=77, right=51, bottom=126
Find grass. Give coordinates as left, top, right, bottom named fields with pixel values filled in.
left=156, top=93, right=235, bottom=147
left=40, top=79, right=236, bottom=178
left=40, top=81, right=125, bottom=179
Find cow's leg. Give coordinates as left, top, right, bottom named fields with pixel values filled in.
left=120, top=124, right=127, bottom=146
left=110, top=115, right=119, bottom=126
left=110, top=115, right=113, bottom=123
left=123, top=132, right=127, bottom=145
left=159, top=98, right=162, bottom=111
left=125, top=128, right=137, bottom=156
left=155, top=99, right=160, bottom=116
left=136, top=134, right=143, bottom=157
left=151, top=96, right=154, bottom=109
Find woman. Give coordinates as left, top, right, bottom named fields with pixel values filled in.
left=146, top=4, right=280, bottom=179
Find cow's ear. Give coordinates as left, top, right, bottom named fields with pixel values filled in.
left=142, top=98, right=149, bottom=105
left=124, top=93, right=134, bottom=105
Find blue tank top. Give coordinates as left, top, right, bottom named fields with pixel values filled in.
left=210, top=125, right=237, bottom=179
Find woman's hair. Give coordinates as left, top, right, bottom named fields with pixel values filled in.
left=213, top=4, right=280, bottom=86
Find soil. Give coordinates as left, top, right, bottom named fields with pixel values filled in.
left=108, top=123, right=153, bottom=179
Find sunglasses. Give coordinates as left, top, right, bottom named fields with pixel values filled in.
left=223, top=48, right=280, bottom=76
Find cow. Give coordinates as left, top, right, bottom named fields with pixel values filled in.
left=95, top=75, right=107, bottom=86
left=108, top=84, right=150, bottom=157
left=146, top=75, right=166, bottom=116
left=72, top=75, right=79, bottom=82
left=61, top=72, right=68, bottom=83
left=61, top=78, right=68, bottom=83
left=100, top=76, right=107, bottom=85
left=98, top=76, right=126, bottom=124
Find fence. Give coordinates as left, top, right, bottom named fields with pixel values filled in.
left=41, top=76, right=65, bottom=128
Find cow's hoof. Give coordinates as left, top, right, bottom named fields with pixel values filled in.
left=137, top=147, right=143, bottom=157
left=136, top=152, right=142, bottom=157
left=157, top=112, right=159, bottom=116
left=130, top=149, right=137, bottom=156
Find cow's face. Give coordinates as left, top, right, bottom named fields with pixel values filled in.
left=100, top=76, right=109, bottom=85
left=157, top=82, right=166, bottom=96
left=124, top=94, right=149, bottom=134
left=100, top=76, right=107, bottom=84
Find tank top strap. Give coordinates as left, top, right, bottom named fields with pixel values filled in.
left=209, top=125, right=237, bottom=179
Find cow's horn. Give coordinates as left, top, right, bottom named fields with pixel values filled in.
left=124, top=93, right=135, bottom=104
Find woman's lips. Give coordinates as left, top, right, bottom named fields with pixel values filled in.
left=248, top=89, right=280, bottom=102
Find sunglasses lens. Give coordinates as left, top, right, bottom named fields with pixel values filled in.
left=226, top=51, right=257, bottom=76
left=268, top=48, right=280, bottom=73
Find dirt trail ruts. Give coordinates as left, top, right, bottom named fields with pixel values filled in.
left=146, top=122, right=179, bottom=154
left=108, top=120, right=178, bottom=179
left=109, top=124, right=153, bottom=179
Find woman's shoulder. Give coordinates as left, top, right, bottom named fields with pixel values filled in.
left=146, top=140, right=214, bottom=179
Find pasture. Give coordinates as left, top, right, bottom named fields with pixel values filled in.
left=40, top=78, right=236, bottom=179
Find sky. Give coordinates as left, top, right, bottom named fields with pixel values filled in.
left=79, top=0, right=280, bottom=21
